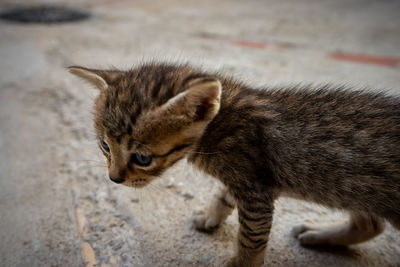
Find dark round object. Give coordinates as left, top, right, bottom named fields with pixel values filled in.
left=0, top=6, right=90, bottom=24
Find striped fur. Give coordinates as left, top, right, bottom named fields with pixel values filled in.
left=70, top=62, right=400, bottom=267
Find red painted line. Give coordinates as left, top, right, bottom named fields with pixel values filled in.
left=330, top=52, right=400, bottom=67
left=198, top=33, right=267, bottom=49
left=199, top=33, right=400, bottom=69
left=229, top=40, right=267, bottom=49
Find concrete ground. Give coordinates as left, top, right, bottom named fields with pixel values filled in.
left=1, top=0, right=400, bottom=266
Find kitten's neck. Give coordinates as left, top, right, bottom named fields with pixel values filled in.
left=186, top=77, right=265, bottom=174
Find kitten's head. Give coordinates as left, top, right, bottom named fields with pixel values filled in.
left=69, top=63, right=221, bottom=188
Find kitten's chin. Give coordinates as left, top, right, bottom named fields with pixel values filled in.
left=129, top=183, right=147, bottom=188
left=127, top=179, right=150, bottom=188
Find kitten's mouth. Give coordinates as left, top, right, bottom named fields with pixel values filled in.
left=130, top=178, right=148, bottom=188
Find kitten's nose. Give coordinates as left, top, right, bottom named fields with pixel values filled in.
left=109, top=166, right=126, bottom=184
left=109, top=176, right=125, bottom=184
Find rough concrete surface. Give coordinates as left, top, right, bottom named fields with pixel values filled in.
left=0, top=0, right=400, bottom=266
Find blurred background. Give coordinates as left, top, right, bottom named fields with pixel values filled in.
left=0, top=0, right=399, bottom=266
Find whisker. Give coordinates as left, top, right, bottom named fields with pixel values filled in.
left=86, top=135, right=98, bottom=141
left=86, top=165, right=108, bottom=169
left=148, top=180, right=184, bottom=200
left=65, top=159, right=105, bottom=163
left=147, top=183, right=173, bottom=197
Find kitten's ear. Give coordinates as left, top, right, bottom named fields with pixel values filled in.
left=166, top=77, right=222, bottom=122
left=68, top=66, right=121, bottom=91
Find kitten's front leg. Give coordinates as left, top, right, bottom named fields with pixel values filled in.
left=228, top=200, right=273, bottom=267
left=193, top=185, right=235, bottom=231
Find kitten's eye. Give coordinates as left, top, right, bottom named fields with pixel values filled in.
left=100, top=139, right=110, bottom=152
left=131, top=153, right=152, bottom=167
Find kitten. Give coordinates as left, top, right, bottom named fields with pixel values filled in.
left=69, top=63, right=400, bottom=267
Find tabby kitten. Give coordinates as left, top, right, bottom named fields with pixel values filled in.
left=69, top=63, right=400, bottom=267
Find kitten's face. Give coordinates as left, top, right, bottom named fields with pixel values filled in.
left=69, top=64, right=221, bottom=188
left=95, top=131, right=192, bottom=188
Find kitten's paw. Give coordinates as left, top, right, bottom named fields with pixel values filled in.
left=192, top=212, right=220, bottom=232
left=292, top=223, right=330, bottom=246
left=292, top=223, right=312, bottom=238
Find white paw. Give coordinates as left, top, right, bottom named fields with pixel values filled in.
left=292, top=223, right=324, bottom=245
left=192, top=211, right=219, bottom=231
left=292, top=224, right=310, bottom=237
